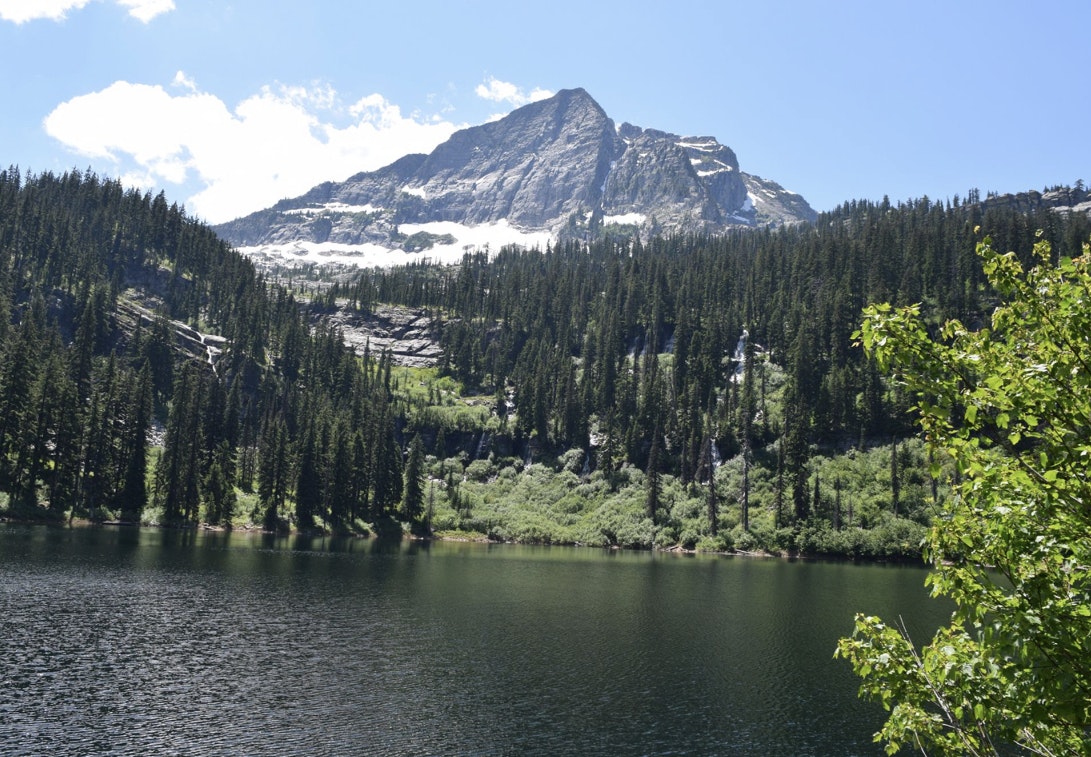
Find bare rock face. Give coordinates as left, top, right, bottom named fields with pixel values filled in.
left=215, top=88, right=817, bottom=254
left=406, top=88, right=623, bottom=228
left=321, top=305, right=442, bottom=367
left=742, top=173, right=819, bottom=226
left=976, top=186, right=1091, bottom=217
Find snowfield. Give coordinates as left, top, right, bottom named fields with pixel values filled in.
left=238, top=219, right=552, bottom=269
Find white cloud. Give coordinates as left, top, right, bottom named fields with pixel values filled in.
left=43, top=74, right=460, bottom=223
left=0, top=0, right=172, bottom=23
left=116, top=0, right=173, bottom=22
left=171, top=70, right=197, bottom=92
left=0, top=0, right=91, bottom=23
left=475, top=77, right=553, bottom=108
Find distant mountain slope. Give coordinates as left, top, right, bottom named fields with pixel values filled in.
left=214, top=88, right=817, bottom=266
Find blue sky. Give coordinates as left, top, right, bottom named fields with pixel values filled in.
left=1, top=0, right=1087, bottom=224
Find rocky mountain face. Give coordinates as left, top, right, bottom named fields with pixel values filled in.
left=975, top=185, right=1091, bottom=216
left=215, top=88, right=817, bottom=262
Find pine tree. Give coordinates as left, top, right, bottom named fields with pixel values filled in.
left=46, top=361, right=82, bottom=517
left=890, top=436, right=900, bottom=516
left=0, top=307, right=42, bottom=501
left=706, top=465, right=718, bottom=538
left=294, top=422, right=322, bottom=531
left=70, top=286, right=97, bottom=400
left=833, top=478, right=843, bottom=531
left=738, top=340, right=756, bottom=532
left=80, top=356, right=121, bottom=521
left=370, top=414, right=403, bottom=520
left=402, top=433, right=425, bottom=529
left=783, top=394, right=810, bottom=522
left=154, top=364, right=203, bottom=524
left=740, top=436, right=750, bottom=533
left=350, top=428, right=370, bottom=525
left=773, top=442, right=786, bottom=529
left=12, top=349, right=68, bottom=513
left=645, top=423, right=662, bottom=524
left=118, top=364, right=152, bottom=522
left=257, top=416, right=290, bottom=531
left=323, top=419, right=353, bottom=530
left=202, top=442, right=237, bottom=526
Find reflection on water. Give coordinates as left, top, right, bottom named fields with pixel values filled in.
left=0, top=525, right=948, bottom=756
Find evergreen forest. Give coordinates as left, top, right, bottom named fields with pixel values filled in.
left=1, top=166, right=1088, bottom=558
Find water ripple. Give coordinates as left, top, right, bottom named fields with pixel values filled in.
left=0, top=527, right=946, bottom=756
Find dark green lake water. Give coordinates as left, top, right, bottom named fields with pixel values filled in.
left=0, top=525, right=949, bottom=755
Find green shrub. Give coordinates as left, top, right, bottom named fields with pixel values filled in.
left=464, top=458, right=496, bottom=482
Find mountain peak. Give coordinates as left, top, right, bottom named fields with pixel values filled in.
left=215, top=89, right=816, bottom=266
left=551, top=86, right=596, bottom=104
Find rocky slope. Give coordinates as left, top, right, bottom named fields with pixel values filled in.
left=976, top=185, right=1091, bottom=216
left=319, top=304, right=442, bottom=368
left=215, top=88, right=816, bottom=264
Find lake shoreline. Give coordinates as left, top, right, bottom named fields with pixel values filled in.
left=1, top=513, right=928, bottom=565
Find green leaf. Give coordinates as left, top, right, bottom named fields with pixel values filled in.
left=841, top=235, right=1091, bottom=756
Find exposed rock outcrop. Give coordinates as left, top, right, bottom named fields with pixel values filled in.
left=320, top=305, right=442, bottom=367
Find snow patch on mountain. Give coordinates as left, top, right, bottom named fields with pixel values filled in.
left=399, top=219, right=552, bottom=253
left=238, top=219, right=552, bottom=269
left=676, top=140, right=718, bottom=152
left=603, top=212, right=647, bottom=225
left=283, top=202, right=384, bottom=216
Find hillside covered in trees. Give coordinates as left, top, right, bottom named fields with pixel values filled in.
left=0, top=167, right=411, bottom=535
left=1, top=166, right=1088, bottom=556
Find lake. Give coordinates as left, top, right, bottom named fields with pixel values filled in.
left=0, top=525, right=949, bottom=755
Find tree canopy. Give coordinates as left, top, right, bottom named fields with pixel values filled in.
left=837, top=235, right=1091, bottom=754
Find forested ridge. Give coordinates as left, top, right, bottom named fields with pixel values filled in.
left=0, top=167, right=411, bottom=534
left=2, top=166, right=1088, bottom=556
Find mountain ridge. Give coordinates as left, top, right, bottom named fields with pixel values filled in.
left=214, top=88, right=817, bottom=265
